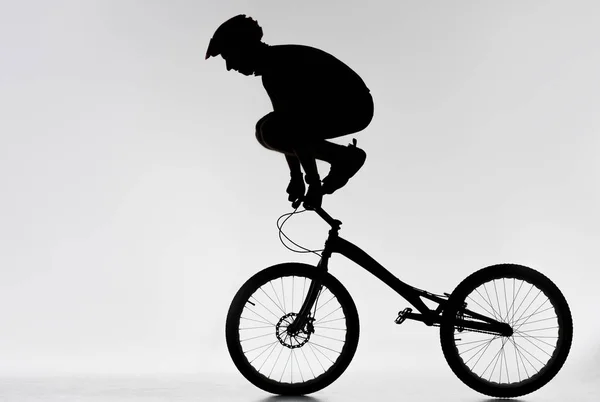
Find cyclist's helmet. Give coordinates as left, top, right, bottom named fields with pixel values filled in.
left=205, top=15, right=263, bottom=60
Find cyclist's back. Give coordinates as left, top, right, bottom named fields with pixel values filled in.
left=261, top=44, right=372, bottom=117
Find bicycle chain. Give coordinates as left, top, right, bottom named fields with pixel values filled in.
left=456, top=327, right=508, bottom=337
left=432, top=322, right=508, bottom=337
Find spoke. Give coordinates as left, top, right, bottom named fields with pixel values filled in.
left=294, top=350, right=304, bottom=382
left=308, top=342, right=326, bottom=372
left=482, top=283, right=500, bottom=321
left=493, top=280, right=503, bottom=321
left=310, top=341, right=342, bottom=355
left=517, top=316, right=557, bottom=327
left=511, top=279, right=525, bottom=324
left=513, top=335, right=522, bottom=382
left=463, top=337, right=497, bottom=370
left=316, top=295, right=337, bottom=312
left=514, top=330, right=558, bottom=351
left=503, top=279, right=509, bottom=323
left=239, top=325, right=273, bottom=331
left=281, top=277, right=287, bottom=312
left=503, top=342, right=510, bottom=384
left=513, top=306, right=556, bottom=324
left=513, top=334, right=558, bottom=340
left=249, top=341, right=278, bottom=363
left=246, top=340, right=278, bottom=356
left=499, top=342, right=504, bottom=383
left=315, top=306, right=342, bottom=324
left=509, top=338, right=531, bottom=379
left=467, top=295, right=501, bottom=322
left=312, top=333, right=345, bottom=343
left=258, top=342, right=279, bottom=372
left=241, top=316, right=273, bottom=326
left=483, top=339, right=507, bottom=381
left=476, top=287, right=500, bottom=321
left=512, top=305, right=554, bottom=326
left=470, top=337, right=495, bottom=372
left=517, top=326, right=559, bottom=333
left=269, top=281, right=285, bottom=314
left=243, top=307, right=275, bottom=327
left=513, top=299, right=550, bottom=330
left=268, top=343, right=286, bottom=379
left=300, top=347, right=316, bottom=379
left=251, top=296, right=281, bottom=320
left=514, top=332, right=554, bottom=358
left=456, top=337, right=498, bottom=347
left=459, top=337, right=497, bottom=360
left=310, top=342, right=337, bottom=364
left=313, top=326, right=347, bottom=331
left=302, top=278, right=308, bottom=305
left=315, top=317, right=346, bottom=325
left=513, top=338, right=547, bottom=367
left=512, top=290, right=544, bottom=329
left=241, top=332, right=274, bottom=343
left=280, top=349, right=293, bottom=382
left=292, top=276, right=295, bottom=313
left=511, top=283, right=534, bottom=325
left=259, top=288, right=286, bottom=315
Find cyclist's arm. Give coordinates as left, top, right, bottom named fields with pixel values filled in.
left=285, top=154, right=302, bottom=179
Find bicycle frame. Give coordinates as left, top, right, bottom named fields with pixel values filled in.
left=288, top=206, right=512, bottom=337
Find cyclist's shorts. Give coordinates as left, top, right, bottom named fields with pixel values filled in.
left=258, top=91, right=374, bottom=141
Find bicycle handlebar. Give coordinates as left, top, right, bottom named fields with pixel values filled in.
left=293, top=195, right=342, bottom=229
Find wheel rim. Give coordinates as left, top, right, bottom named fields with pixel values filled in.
left=236, top=275, right=350, bottom=385
left=451, top=277, right=563, bottom=386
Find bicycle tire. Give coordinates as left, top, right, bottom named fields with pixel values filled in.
left=225, top=263, right=360, bottom=395
left=439, top=264, right=573, bottom=398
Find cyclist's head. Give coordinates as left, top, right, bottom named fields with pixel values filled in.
left=205, top=14, right=267, bottom=76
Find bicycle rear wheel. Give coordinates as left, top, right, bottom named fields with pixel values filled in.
left=225, top=263, right=360, bottom=395
left=439, top=264, right=572, bottom=398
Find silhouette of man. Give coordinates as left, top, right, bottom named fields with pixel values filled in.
left=206, top=15, right=374, bottom=209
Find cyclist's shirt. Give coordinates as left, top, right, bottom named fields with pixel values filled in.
left=261, top=45, right=371, bottom=117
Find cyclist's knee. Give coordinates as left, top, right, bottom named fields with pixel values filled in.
left=255, top=112, right=276, bottom=150
left=256, top=113, right=298, bottom=152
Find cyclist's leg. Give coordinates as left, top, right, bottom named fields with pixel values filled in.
left=256, top=93, right=373, bottom=194
left=256, top=103, right=371, bottom=164
left=314, top=95, right=374, bottom=193
left=256, top=112, right=320, bottom=185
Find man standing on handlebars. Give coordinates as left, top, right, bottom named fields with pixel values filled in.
left=205, top=15, right=374, bottom=209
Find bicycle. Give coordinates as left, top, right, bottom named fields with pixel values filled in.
left=225, top=204, right=573, bottom=398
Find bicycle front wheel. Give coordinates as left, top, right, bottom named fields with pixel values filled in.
left=225, top=263, right=360, bottom=395
left=440, top=264, right=573, bottom=398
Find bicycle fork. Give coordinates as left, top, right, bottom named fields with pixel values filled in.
left=287, top=251, right=331, bottom=335
left=287, top=217, right=339, bottom=335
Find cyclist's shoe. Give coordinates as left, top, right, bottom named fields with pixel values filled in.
left=321, top=139, right=366, bottom=195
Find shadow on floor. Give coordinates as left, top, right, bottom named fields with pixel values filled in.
left=255, top=395, right=322, bottom=402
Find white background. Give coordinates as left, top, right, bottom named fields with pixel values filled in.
left=1, top=0, right=599, bottom=399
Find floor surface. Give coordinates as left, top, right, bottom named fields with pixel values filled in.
left=0, top=369, right=597, bottom=402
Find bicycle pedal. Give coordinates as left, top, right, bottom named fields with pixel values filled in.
left=395, top=308, right=413, bottom=325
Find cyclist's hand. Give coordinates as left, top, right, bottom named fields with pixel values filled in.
left=303, top=183, right=323, bottom=210
left=286, top=175, right=305, bottom=209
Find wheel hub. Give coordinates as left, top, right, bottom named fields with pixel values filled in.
left=276, top=313, right=313, bottom=349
